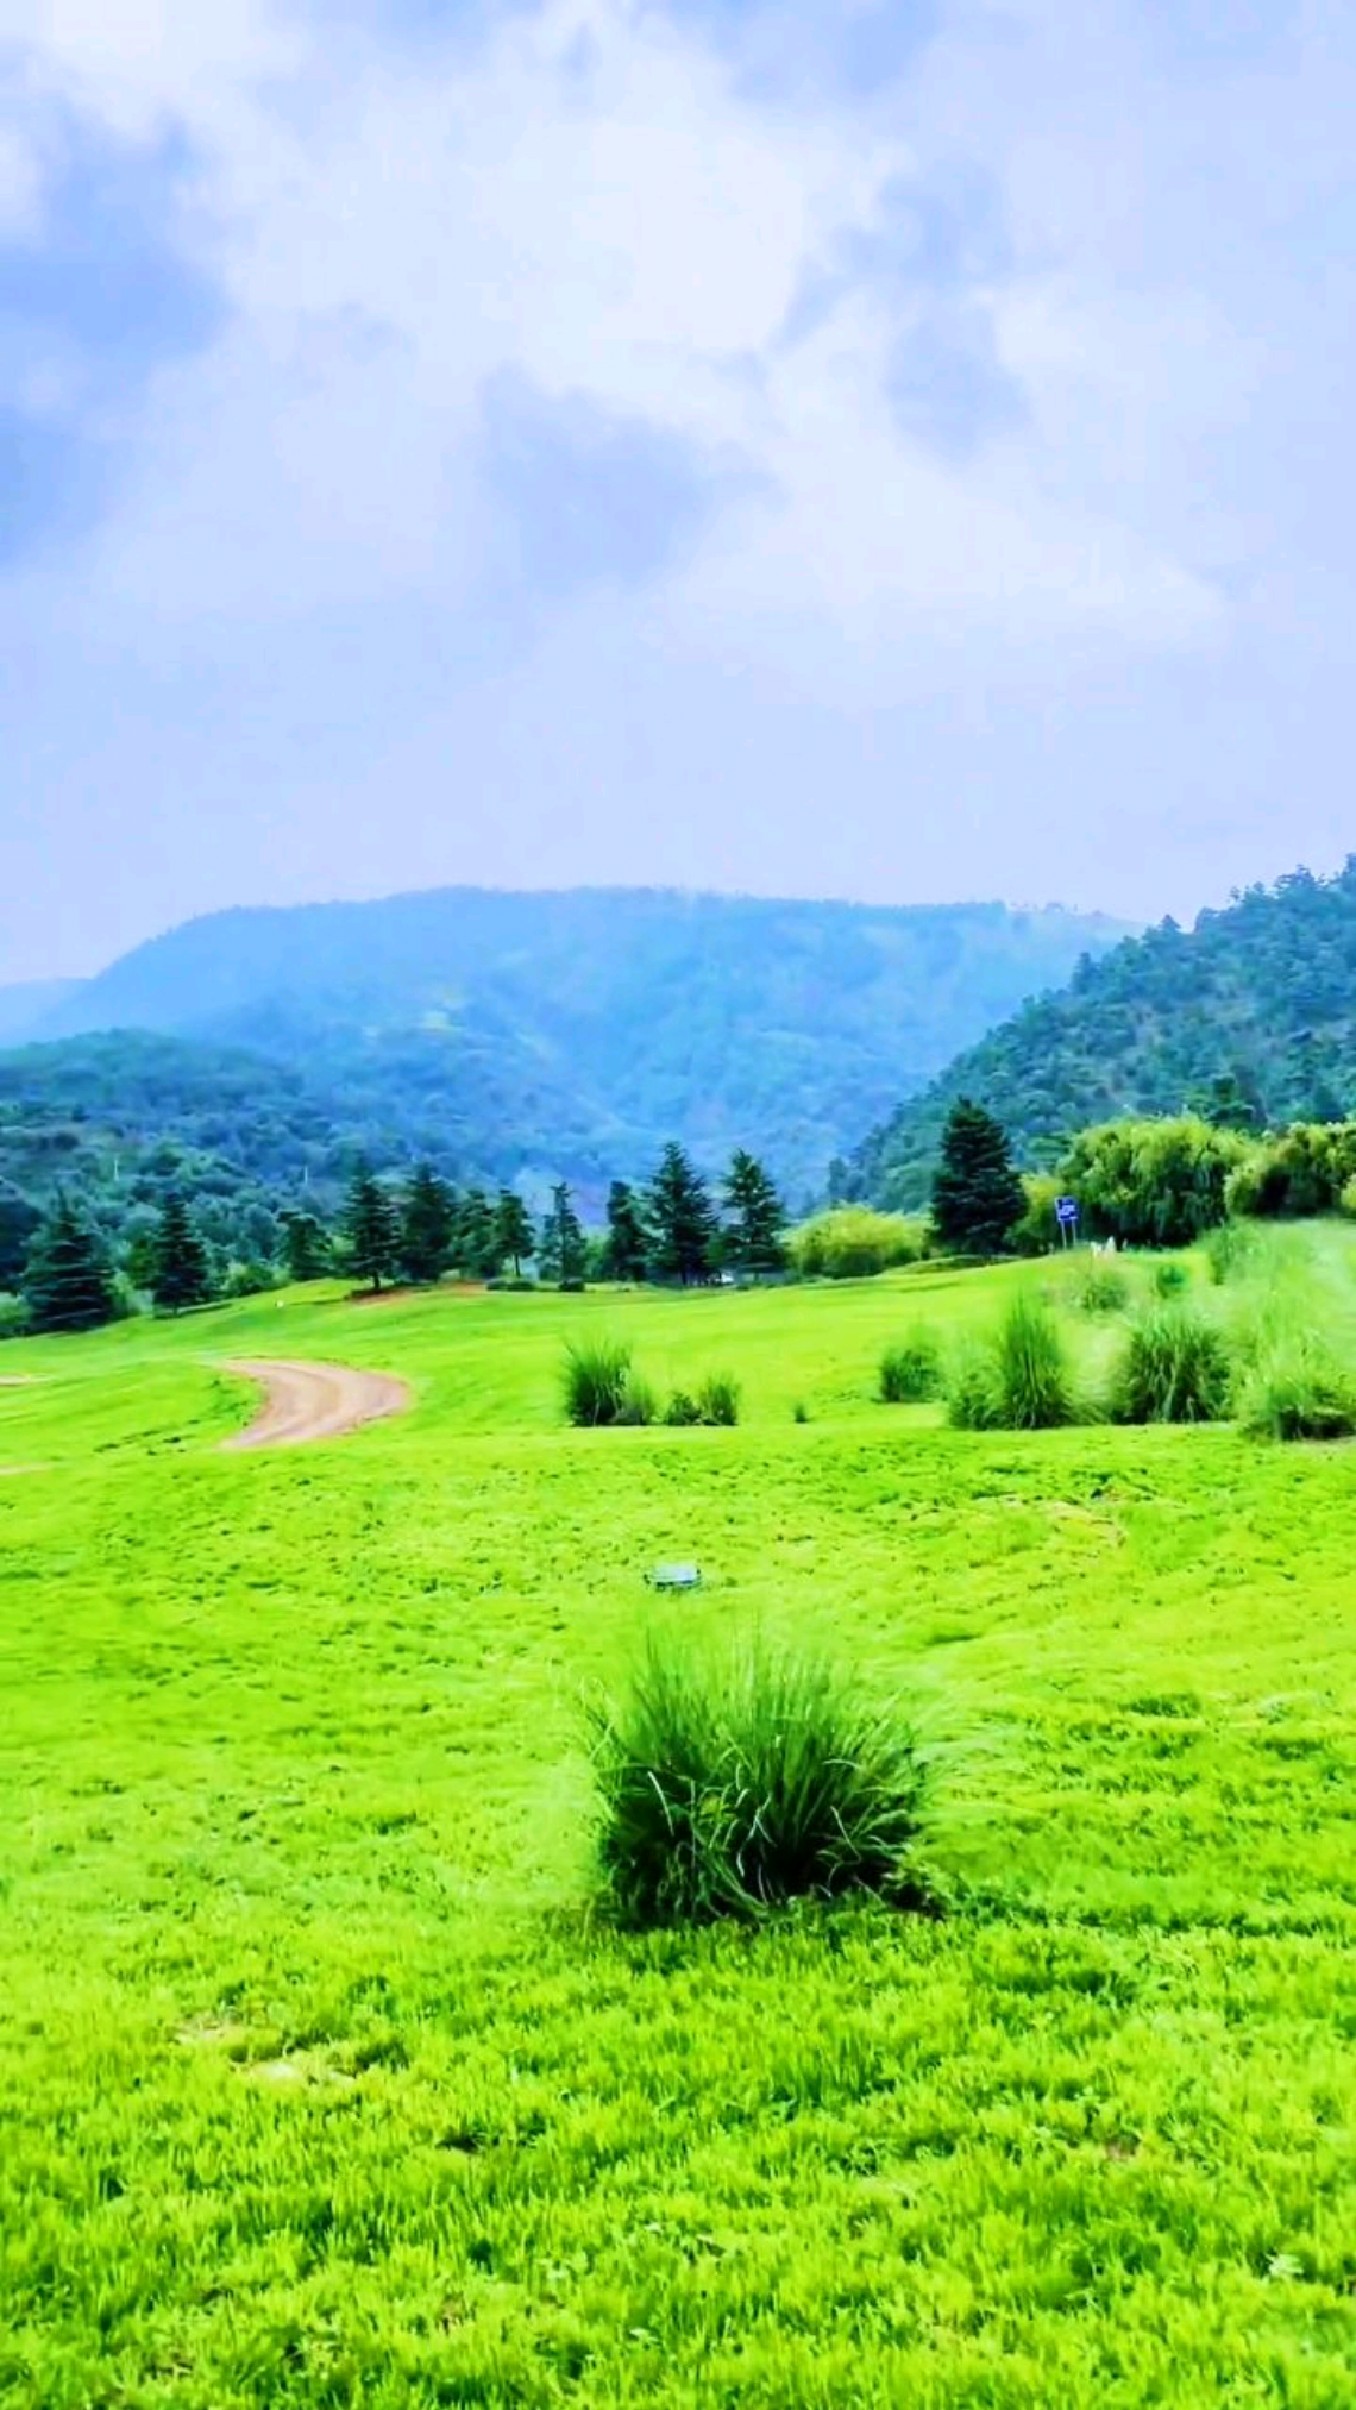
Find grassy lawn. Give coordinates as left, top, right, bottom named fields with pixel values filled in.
left=1, top=1247, right=1353, bottom=2405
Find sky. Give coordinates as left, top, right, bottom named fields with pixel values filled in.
left=2, top=0, right=1356, bottom=979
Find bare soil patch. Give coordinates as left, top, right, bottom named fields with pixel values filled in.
left=221, top=1360, right=412, bottom=1450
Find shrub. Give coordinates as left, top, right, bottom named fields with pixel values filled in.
left=789, top=1207, right=925, bottom=1281
left=695, top=1371, right=741, bottom=1427
left=1059, top=1116, right=1249, bottom=1248
left=588, top=1635, right=930, bottom=1927
left=562, top=1337, right=652, bottom=1427
left=1075, top=1260, right=1129, bottom=1315
left=663, top=1388, right=701, bottom=1426
left=1011, top=1173, right=1062, bottom=1257
left=990, top=1291, right=1077, bottom=1429
left=792, top=1399, right=809, bottom=1424
left=879, top=1331, right=941, bottom=1402
left=1152, top=1259, right=1189, bottom=1298
left=1236, top=1337, right=1356, bottom=1442
left=1111, top=1307, right=1231, bottom=1425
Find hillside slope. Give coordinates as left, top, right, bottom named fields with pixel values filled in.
left=37, top=886, right=1128, bottom=1199
left=847, top=864, right=1356, bottom=1208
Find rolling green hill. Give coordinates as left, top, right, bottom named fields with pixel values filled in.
left=33, top=885, right=1128, bottom=1203
left=846, top=864, right=1356, bottom=1209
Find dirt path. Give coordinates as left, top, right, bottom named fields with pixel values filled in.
left=221, top=1360, right=412, bottom=1451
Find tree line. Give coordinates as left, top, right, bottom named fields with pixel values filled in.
left=11, top=1141, right=788, bottom=1334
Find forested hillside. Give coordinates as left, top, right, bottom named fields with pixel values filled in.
left=846, top=865, right=1356, bottom=1208
left=31, top=886, right=1126, bottom=1202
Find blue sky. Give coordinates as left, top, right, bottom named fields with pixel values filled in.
left=1, top=0, right=1354, bottom=977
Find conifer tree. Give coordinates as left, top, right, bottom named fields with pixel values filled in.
left=722, top=1149, right=786, bottom=1275
left=281, top=1210, right=331, bottom=1284
left=454, top=1187, right=499, bottom=1279
left=646, top=1141, right=716, bottom=1285
left=601, top=1179, right=648, bottom=1281
left=400, top=1166, right=456, bottom=1285
left=494, top=1189, right=534, bottom=1278
left=931, top=1098, right=1026, bottom=1257
left=538, top=1182, right=586, bottom=1288
left=343, top=1162, right=399, bottom=1291
left=151, top=1191, right=212, bottom=1313
left=23, top=1194, right=117, bottom=1334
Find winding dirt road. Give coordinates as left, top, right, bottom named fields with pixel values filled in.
left=222, top=1359, right=412, bottom=1451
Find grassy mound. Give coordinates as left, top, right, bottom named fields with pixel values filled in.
left=588, top=1636, right=929, bottom=1927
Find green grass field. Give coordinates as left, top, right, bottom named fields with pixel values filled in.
left=2, top=1242, right=1354, bottom=2405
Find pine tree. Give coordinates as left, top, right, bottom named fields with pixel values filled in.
left=722, top=1149, right=786, bottom=1275
left=281, top=1210, right=331, bottom=1284
left=151, top=1192, right=212, bottom=1313
left=494, top=1189, right=534, bottom=1278
left=400, top=1166, right=456, bottom=1285
left=646, top=1141, right=716, bottom=1285
left=538, top=1182, right=586, bottom=1288
left=601, top=1179, right=648, bottom=1281
left=23, top=1194, right=117, bottom=1334
left=343, top=1162, right=399, bottom=1291
left=454, top=1187, right=499, bottom=1279
left=931, top=1098, right=1026, bottom=1257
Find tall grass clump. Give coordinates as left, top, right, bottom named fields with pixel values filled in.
left=1236, top=1334, right=1356, bottom=1442
left=1153, top=1259, right=1190, bottom=1298
left=1204, top=1221, right=1254, bottom=1286
left=879, top=1330, right=941, bottom=1403
left=993, top=1290, right=1078, bottom=1428
left=1076, top=1259, right=1130, bottom=1315
left=588, top=1636, right=930, bottom=1927
left=695, top=1371, right=741, bottom=1427
left=949, top=1292, right=1079, bottom=1429
left=562, top=1337, right=654, bottom=1427
left=1111, top=1306, right=1231, bottom=1425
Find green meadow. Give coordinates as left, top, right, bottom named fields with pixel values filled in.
left=2, top=1241, right=1354, bottom=2406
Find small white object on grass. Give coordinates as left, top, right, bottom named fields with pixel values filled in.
left=649, top=1563, right=702, bottom=1590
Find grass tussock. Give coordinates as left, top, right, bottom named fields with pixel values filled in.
left=1075, top=1260, right=1130, bottom=1315
left=950, top=1291, right=1078, bottom=1430
left=1236, top=1334, right=1356, bottom=1442
left=1152, top=1259, right=1190, bottom=1298
left=1111, top=1306, right=1232, bottom=1425
left=879, top=1331, right=941, bottom=1403
left=562, top=1337, right=654, bottom=1427
left=588, top=1635, right=930, bottom=1927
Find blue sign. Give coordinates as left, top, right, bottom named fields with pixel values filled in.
left=1056, top=1195, right=1079, bottom=1226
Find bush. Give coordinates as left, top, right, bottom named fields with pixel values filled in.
left=663, top=1388, right=702, bottom=1426
left=1111, top=1307, right=1231, bottom=1425
left=1011, top=1173, right=1062, bottom=1257
left=789, top=1207, right=926, bottom=1281
left=1075, top=1260, right=1129, bottom=1315
left=1236, top=1337, right=1356, bottom=1442
left=879, top=1331, right=941, bottom=1402
left=990, top=1291, right=1078, bottom=1429
left=588, top=1635, right=930, bottom=1927
left=695, top=1371, right=741, bottom=1427
left=1059, top=1116, right=1249, bottom=1248
left=1152, top=1259, right=1189, bottom=1298
left=792, top=1399, right=809, bottom=1424
left=562, top=1337, right=653, bottom=1427
left=0, top=1291, right=32, bottom=1340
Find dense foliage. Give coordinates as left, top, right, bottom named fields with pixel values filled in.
left=931, top=1098, right=1026, bottom=1256
left=847, top=863, right=1356, bottom=1208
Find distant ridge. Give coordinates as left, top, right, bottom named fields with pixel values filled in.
left=28, top=883, right=1130, bottom=1200
left=844, top=863, right=1356, bottom=1209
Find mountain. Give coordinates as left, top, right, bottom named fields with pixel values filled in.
left=34, top=885, right=1128, bottom=1203
left=845, top=864, right=1356, bottom=1209
left=0, top=980, right=85, bottom=1046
